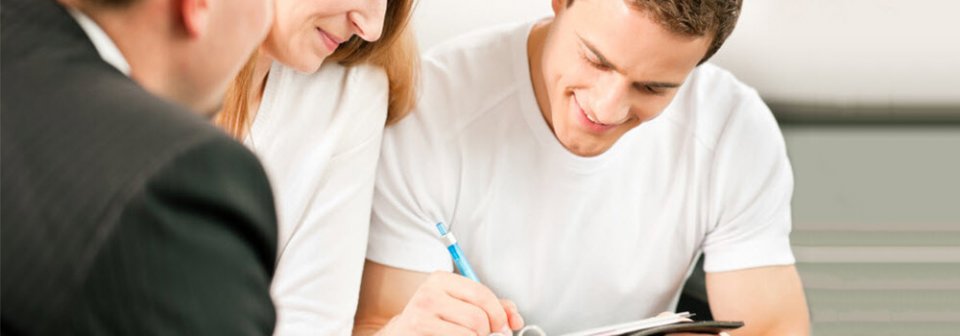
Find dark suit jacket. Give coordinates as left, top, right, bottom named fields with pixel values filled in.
left=1, top=1, right=278, bottom=334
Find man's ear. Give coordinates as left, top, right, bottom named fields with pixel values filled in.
left=552, top=0, right=565, bottom=15
left=179, top=0, right=210, bottom=38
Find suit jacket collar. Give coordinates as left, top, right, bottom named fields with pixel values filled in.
left=64, top=7, right=131, bottom=76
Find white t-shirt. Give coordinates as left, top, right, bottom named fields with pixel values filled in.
left=247, top=61, right=388, bottom=336
left=367, top=19, right=795, bottom=334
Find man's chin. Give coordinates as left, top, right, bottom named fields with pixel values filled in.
left=570, top=147, right=609, bottom=158
left=554, top=122, right=621, bottom=157
left=561, top=137, right=613, bottom=158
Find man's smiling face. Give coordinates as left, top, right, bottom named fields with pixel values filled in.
left=537, top=0, right=712, bottom=157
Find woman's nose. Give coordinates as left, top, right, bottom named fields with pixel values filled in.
left=348, top=0, right=387, bottom=42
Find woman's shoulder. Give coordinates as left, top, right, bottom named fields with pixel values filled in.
left=305, top=62, right=388, bottom=93
left=253, top=62, right=387, bottom=170
left=342, top=62, right=388, bottom=88
left=340, top=63, right=389, bottom=106
left=273, top=61, right=387, bottom=101
left=337, top=63, right=389, bottom=115
left=267, top=61, right=389, bottom=124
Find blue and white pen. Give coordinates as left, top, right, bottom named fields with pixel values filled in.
left=436, top=222, right=519, bottom=336
left=436, top=222, right=479, bottom=282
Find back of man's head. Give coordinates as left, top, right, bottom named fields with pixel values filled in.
left=60, top=0, right=273, bottom=115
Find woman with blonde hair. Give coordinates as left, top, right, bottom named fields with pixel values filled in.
left=215, top=0, right=417, bottom=334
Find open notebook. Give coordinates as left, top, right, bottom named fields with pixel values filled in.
left=504, top=312, right=743, bottom=336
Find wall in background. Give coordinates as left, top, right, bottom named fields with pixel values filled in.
left=711, top=0, right=960, bottom=107
left=782, top=125, right=960, bottom=336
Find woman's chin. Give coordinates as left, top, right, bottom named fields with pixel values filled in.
left=283, top=55, right=328, bottom=74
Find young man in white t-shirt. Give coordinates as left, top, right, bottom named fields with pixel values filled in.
left=354, top=0, right=810, bottom=335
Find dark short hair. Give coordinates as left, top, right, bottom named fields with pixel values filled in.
left=568, top=0, right=743, bottom=64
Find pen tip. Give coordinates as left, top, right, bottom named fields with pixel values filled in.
left=435, top=222, right=447, bottom=235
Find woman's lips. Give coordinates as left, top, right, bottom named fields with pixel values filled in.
left=316, top=28, right=343, bottom=52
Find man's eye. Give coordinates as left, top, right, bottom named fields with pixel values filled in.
left=581, top=54, right=610, bottom=70
left=636, top=84, right=665, bottom=95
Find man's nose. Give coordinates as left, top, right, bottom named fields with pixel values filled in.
left=591, top=76, right=632, bottom=124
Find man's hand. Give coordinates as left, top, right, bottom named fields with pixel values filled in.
left=381, top=272, right=524, bottom=335
left=355, top=261, right=524, bottom=336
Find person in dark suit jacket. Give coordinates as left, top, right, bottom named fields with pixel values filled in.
left=2, top=0, right=277, bottom=334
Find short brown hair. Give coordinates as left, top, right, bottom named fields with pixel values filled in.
left=569, top=0, right=742, bottom=64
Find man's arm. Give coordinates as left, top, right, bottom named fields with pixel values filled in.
left=64, top=137, right=279, bottom=335
left=354, top=260, right=524, bottom=336
left=706, top=265, right=810, bottom=336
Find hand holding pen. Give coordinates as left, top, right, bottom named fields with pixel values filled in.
left=374, top=223, right=524, bottom=336
left=437, top=223, right=525, bottom=335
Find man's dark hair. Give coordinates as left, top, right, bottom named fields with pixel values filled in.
left=568, top=0, right=743, bottom=64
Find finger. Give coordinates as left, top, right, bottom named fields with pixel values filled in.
left=422, top=317, right=479, bottom=336
left=434, top=293, right=492, bottom=335
left=500, top=299, right=525, bottom=330
left=437, top=273, right=509, bottom=331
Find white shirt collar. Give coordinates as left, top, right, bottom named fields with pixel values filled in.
left=66, top=7, right=131, bottom=76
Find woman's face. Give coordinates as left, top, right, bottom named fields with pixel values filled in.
left=263, top=0, right=387, bottom=72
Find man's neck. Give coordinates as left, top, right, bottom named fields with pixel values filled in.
left=72, top=4, right=189, bottom=110
left=527, top=20, right=554, bottom=132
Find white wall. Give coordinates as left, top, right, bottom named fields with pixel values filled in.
left=411, top=0, right=551, bottom=51
left=711, top=0, right=960, bottom=106
left=411, top=0, right=960, bottom=106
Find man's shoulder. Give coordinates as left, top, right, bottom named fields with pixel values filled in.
left=420, top=20, right=532, bottom=91
left=0, top=54, right=262, bottom=236
left=42, top=63, right=263, bottom=208
left=424, top=20, right=531, bottom=58
left=49, top=135, right=276, bottom=335
left=399, top=21, right=536, bottom=135
left=662, top=63, right=777, bottom=151
left=677, top=63, right=763, bottom=114
left=75, top=72, right=231, bottom=158
left=0, top=58, right=275, bottom=333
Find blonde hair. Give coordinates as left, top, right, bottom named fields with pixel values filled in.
left=216, top=0, right=419, bottom=139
